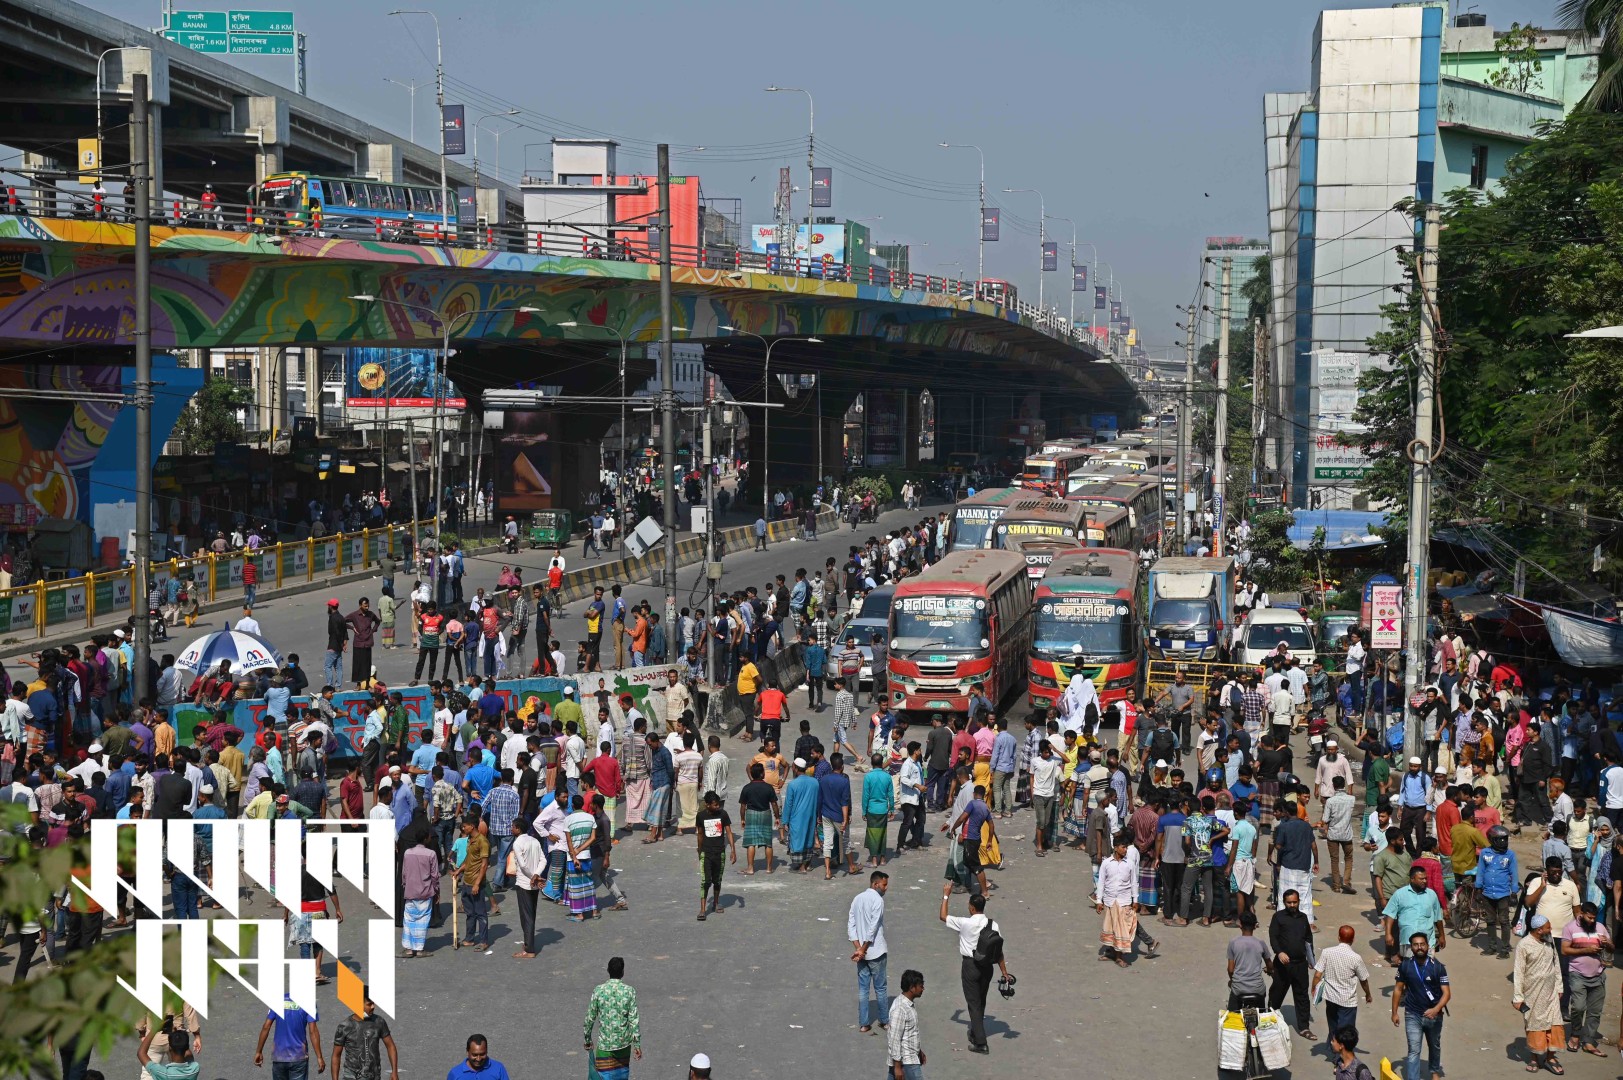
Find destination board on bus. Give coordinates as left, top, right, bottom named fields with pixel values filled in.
left=896, top=596, right=983, bottom=616
left=957, top=506, right=1003, bottom=522
left=999, top=522, right=1074, bottom=537
left=1043, top=600, right=1130, bottom=621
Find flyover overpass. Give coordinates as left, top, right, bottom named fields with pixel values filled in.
left=0, top=0, right=521, bottom=217
left=0, top=210, right=1139, bottom=474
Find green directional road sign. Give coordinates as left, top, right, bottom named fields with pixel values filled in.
left=228, top=9, right=296, bottom=33
left=228, top=31, right=295, bottom=54
left=168, top=9, right=228, bottom=32
left=163, top=29, right=230, bottom=52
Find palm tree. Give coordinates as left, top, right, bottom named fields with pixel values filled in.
left=1558, top=0, right=1623, bottom=110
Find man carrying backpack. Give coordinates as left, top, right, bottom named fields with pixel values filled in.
left=1147, top=713, right=1181, bottom=776
left=939, top=883, right=1012, bottom=1056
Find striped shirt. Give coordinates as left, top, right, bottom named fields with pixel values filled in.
left=886, top=995, right=921, bottom=1065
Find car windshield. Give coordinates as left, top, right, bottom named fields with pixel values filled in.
left=949, top=511, right=1000, bottom=551
left=1035, top=598, right=1133, bottom=658
left=857, top=591, right=893, bottom=621
left=1151, top=598, right=1214, bottom=628
left=1247, top=622, right=1313, bottom=651
left=1023, top=462, right=1059, bottom=481
left=891, top=595, right=987, bottom=652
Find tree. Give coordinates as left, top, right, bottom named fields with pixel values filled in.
left=1355, top=111, right=1623, bottom=587
left=1242, top=508, right=1315, bottom=592
left=1487, top=22, right=1545, bottom=93
left=170, top=377, right=253, bottom=455
left=1558, top=0, right=1623, bottom=111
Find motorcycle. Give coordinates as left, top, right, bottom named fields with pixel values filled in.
left=1305, top=709, right=1331, bottom=768
left=502, top=532, right=518, bottom=555
left=149, top=604, right=169, bottom=643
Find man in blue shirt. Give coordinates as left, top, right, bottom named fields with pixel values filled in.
left=819, top=753, right=855, bottom=878
left=801, top=631, right=827, bottom=711
left=255, top=997, right=325, bottom=1079
left=949, top=783, right=996, bottom=897
left=409, top=736, right=439, bottom=806
left=989, top=719, right=1019, bottom=818
left=463, top=754, right=496, bottom=809
left=1474, top=825, right=1520, bottom=958
left=1392, top=932, right=1449, bottom=1080
left=1396, top=756, right=1432, bottom=856
left=445, top=1035, right=510, bottom=1080
left=1383, top=864, right=1446, bottom=958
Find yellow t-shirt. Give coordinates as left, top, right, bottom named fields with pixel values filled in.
left=737, top=663, right=761, bottom=695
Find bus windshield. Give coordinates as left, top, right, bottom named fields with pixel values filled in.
left=260, top=179, right=303, bottom=211
left=1023, top=460, right=1060, bottom=481
left=891, top=595, right=987, bottom=652
left=1034, top=599, right=1134, bottom=658
left=950, top=510, right=1001, bottom=551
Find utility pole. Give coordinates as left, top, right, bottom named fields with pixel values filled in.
left=131, top=72, right=153, bottom=701
left=405, top=418, right=422, bottom=538
left=1212, top=256, right=1232, bottom=558
left=658, top=144, right=678, bottom=637
left=1251, top=315, right=1267, bottom=489
left=1176, top=311, right=1194, bottom=549
left=1403, top=202, right=1442, bottom=763
left=702, top=374, right=717, bottom=682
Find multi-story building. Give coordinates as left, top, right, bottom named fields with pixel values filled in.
left=1196, top=236, right=1270, bottom=354
left=1262, top=6, right=1596, bottom=508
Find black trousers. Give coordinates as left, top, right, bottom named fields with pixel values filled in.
left=516, top=886, right=538, bottom=954
left=899, top=803, right=926, bottom=849
left=1160, top=863, right=1186, bottom=918
left=413, top=646, right=438, bottom=681
left=351, top=647, right=373, bottom=686
left=1399, top=805, right=1429, bottom=856
left=961, top=955, right=993, bottom=1048
left=1268, top=958, right=1312, bottom=1029
left=360, top=740, right=381, bottom=791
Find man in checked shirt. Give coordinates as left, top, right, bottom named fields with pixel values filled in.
left=1017, top=714, right=1045, bottom=810
left=1240, top=676, right=1268, bottom=736
left=482, top=769, right=522, bottom=896
left=887, top=968, right=927, bottom=1079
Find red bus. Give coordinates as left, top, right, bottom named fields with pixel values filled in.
left=1018, top=450, right=1093, bottom=495
left=1028, top=548, right=1142, bottom=714
left=887, top=549, right=1033, bottom=720
left=1067, top=479, right=1163, bottom=551
left=1005, top=534, right=1082, bottom=583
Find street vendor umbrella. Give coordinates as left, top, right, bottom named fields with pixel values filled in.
left=174, top=629, right=285, bottom=678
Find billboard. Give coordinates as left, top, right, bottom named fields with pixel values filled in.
left=1041, top=241, right=1058, bottom=272
left=441, top=104, right=465, bottom=155
left=1370, top=582, right=1404, bottom=649
left=811, top=167, right=832, bottom=207
left=981, top=207, right=999, bottom=242
left=749, top=223, right=847, bottom=264
left=495, top=409, right=557, bottom=512
left=346, top=348, right=466, bottom=410
left=1073, top=264, right=1087, bottom=292
left=865, top=390, right=903, bottom=466
left=1311, top=349, right=1373, bottom=482
left=613, top=175, right=701, bottom=261
left=1095, top=286, right=1106, bottom=310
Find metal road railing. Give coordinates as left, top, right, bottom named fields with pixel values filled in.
left=1, top=184, right=1104, bottom=351
left=0, top=521, right=420, bottom=642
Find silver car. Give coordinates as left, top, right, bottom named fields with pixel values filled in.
left=834, top=585, right=895, bottom=689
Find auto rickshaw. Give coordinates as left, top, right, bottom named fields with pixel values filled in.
left=527, top=508, right=574, bottom=548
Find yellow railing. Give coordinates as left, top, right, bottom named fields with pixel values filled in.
left=0, top=521, right=427, bottom=642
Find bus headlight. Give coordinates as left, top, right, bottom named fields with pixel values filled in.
left=1029, top=673, right=1059, bottom=689
left=1105, top=675, right=1137, bottom=690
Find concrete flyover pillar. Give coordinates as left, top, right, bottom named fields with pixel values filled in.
left=104, top=49, right=171, bottom=199
left=234, top=95, right=290, bottom=184
left=361, top=143, right=403, bottom=184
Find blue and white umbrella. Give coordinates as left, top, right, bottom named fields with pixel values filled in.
left=175, top=629, right=285, bottom=677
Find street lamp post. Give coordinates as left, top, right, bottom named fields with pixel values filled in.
left=1047, top=214, right=1079, bottom=333
left=383, top=76, right=425, bottom=143
left=1003, top=187, right=1045, bottom=311
left=766, top=87, right=814, bottom=267
left=348, top=295, right=538, bottom=541
left=939, top=142, right=985, bottom=289
left=388, top=11, right=447, bottom=239
left=559, top=320, right=631, bottom=548
left=720, top=327, right=822, bottom=521
left=473, top=108, right=520, bottom=199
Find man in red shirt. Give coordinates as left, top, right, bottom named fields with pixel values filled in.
left=1433, top=780, right=1461, bottom=858
left=757, top=684, right=789, bottom=749
left=338, top=759, right=365, bottom=829
left=582, top=741, right=624, bottom=819
left=950, top=719, right=977, bottom=771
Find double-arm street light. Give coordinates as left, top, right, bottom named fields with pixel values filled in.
left=349, top=294, right=538, bottom=534
left=1003, top=187, right=1046, bottom=311
left=939, top=142, right=986, bottom=287
left=473, top=108, right=520, bottom=196
left=719, top=326, right=823, bottom=519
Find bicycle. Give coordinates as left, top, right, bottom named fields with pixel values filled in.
left=1448, top=878, right=1487, bottom=939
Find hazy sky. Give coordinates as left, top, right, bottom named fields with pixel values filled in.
left=98, top=0, right=1559, bottom=355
